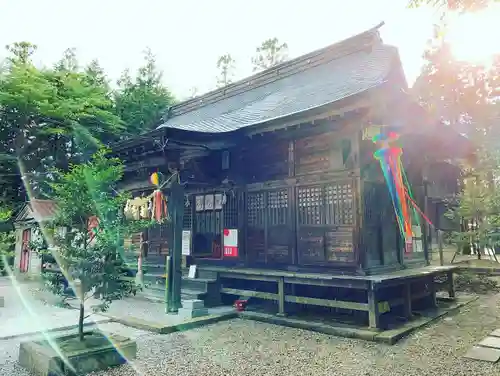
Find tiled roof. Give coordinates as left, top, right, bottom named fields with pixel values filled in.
left=158, top=23, right=400, bottom=134
left=29, top=199, right=57, bottom=221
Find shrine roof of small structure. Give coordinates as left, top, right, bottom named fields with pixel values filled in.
left=14, top=199, right=57, bottom=224
left=156, top=22, right=399, bottom=134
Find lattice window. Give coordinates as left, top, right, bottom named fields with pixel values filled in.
left=247, top=192, right=265, bottom=227
left=325, top=182, right=353, bottom=225
left=298, top=186, right=323, bottom=225
left=224, top=192, right=239, bottom=228
left=183, top=195, right=193, bottom=230
left=267, top=190, right=288, bottom=226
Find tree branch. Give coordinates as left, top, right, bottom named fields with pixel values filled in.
left=83, top=313, right=93, bottom=321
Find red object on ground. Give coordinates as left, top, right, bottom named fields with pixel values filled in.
left=234, top=299, right=247, bottom=312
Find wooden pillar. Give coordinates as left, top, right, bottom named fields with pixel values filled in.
left=420, top=174, right=430, bottom=263
left=403, top=282, right=413, bottom=320
left=164, top=255, right=172, bottom=313
left=438, top=230, right=444, bottom=266
left=168, top=180, right=184, bottom=313
left=136, top=231, right=145, bottom=286
left=428, top=275, right=437, bottom=308
left=277, top=277, right=286, bottom=317
left=368, top=283, right=380, bottom=329
left=447, top=270, right=455, bottom=299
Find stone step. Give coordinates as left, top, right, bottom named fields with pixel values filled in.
left=197, top=268, right=218, bottom=280
left=147, top=283, right=205, bottom=297
left=131, top=266, right=222, bottom=307
left=145, top=274, right=217, bottom=293
left=135, top=287, right=206, bottom=304
left=181, top=277, right=217, bottom=292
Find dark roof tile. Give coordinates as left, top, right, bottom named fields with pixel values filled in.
left=158, top=23, right=399, bottom=134
left=29, top=199, right=57, bottom=221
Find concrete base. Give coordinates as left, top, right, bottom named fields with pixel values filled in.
left=18, top=331, right=136, bottom=376
left=239, top=296, right=477, bottom=345
left=135, top=271, right=144, bottom=286
left=182, top=299, right=205, bottom=310
left=103, top=310, right=237, bottom=334
left=178, top=299, right=209, bottom=319
left=178, top=307, right=209, bottom=319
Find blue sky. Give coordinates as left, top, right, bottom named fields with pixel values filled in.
left=0, top=0, right=439, bottom=98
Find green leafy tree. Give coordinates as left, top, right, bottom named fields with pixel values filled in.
left=0, top=206, right=14, bottom=275
left=413, top=24, right=500, bottom=257
left=251, top=38, right=289, bottom=72
left=412, top=31, right=499, bottom=137
left=446, top=149, right=500, bottom=258
left=54, top=48, right=79, bottom=72
left=5, top=41, right=37, bottom=64
left=0, top=44, right=123, bottom=198
left=114, top=48, right=175, bottom=136
left=0, top=231, right=15, bottom=275
left=84, top=59, right=109, bottom=91
left=216, top=54, right=236, bottom=88
left=31, top=149, right=152, bottom=341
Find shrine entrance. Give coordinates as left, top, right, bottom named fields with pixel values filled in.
left=184, top=191, right=240, bottom=261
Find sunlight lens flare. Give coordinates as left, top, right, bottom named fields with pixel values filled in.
left=16, top=157, right=143, bottom=375
left=445, top=5, right=500, bottom=65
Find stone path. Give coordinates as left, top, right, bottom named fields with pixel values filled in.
left=96, top=295, right=234, bottom=327
left=464, top=329, right=500, bottom=363
left=0, top=277, right=109, bottom=339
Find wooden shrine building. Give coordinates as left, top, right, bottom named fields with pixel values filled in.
left=113, top=24, right=471, bottom=329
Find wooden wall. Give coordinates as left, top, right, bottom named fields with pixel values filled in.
left=114, top=117, right=433, bottom=274
left=358, top=130, right=429, bottom=272
left=183, top=125, right=362, bottom=271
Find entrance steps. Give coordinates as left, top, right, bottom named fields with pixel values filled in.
left=134, top=273, right=221, bottom=307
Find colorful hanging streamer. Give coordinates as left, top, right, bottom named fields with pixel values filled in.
left=152, top=189, right=169, bottom=222
left=373, top=131, right=418, bottom=252
left=150, top=172, right=170, bottom=223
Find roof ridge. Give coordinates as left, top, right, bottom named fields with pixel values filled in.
left=163, top=22, right=385, bottom=121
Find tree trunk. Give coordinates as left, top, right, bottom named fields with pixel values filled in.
left=78, top=300, right=85, bottom=341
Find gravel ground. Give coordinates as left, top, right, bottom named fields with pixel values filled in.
left=3, top=293, right=500, bottom=376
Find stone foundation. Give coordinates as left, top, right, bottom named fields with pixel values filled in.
left=18, top=331, right=136, bottom=376
left=178, top=299, right=208, bottom=319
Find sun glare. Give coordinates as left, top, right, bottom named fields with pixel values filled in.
left=445, top=4, right=500, bottom=65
